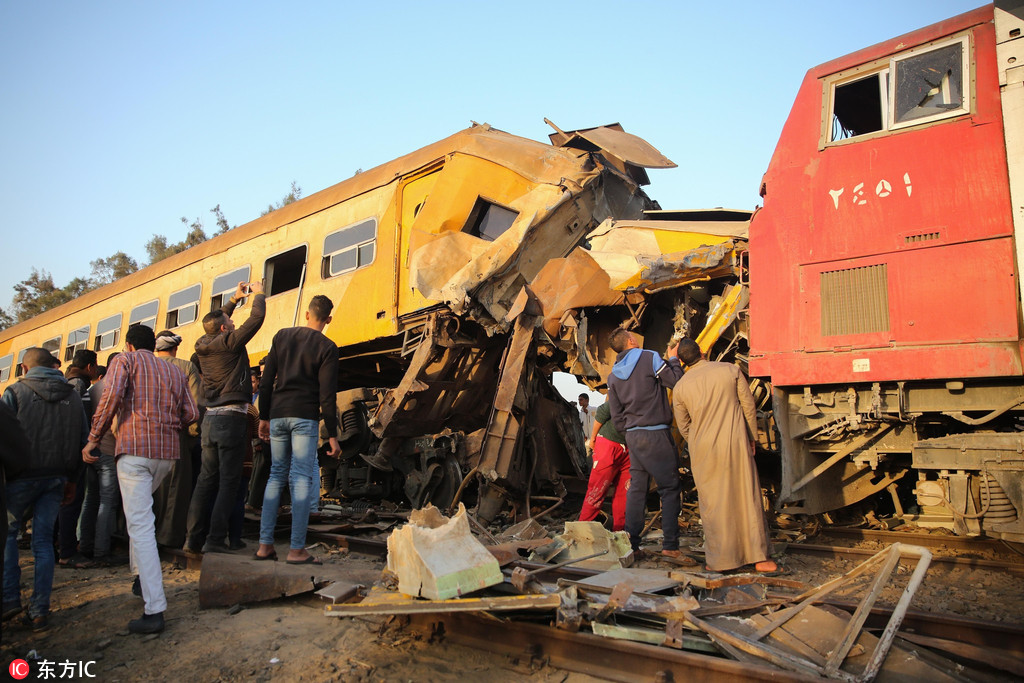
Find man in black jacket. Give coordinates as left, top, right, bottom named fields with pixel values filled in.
left=57, top=349, right=100, bottom=569
left=185, top=280, right=266, bottom=554
left=254, top=295, right=340, bottom=564
left=0, top=401, right=29, bottom=635
left=2, top=348, right=87, bottom=631
left=606, top=329, right=684, bottom=557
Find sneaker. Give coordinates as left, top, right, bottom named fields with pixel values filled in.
left=227, top=539, right=247, bottom=551
left=131, top=576, right=142, bottom=598
left=20, top=613, right=48, bottom=632
left=2, top=601, right=23, bottom=621
left=128, top=611, right=164, bottom=634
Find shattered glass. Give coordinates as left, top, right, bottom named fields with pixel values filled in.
left=894, top=42, right=963, bottom=124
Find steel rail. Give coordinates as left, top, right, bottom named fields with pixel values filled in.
left=406, top=612, right=819, bottom=683
left=816, top=527, right=1024, bottom=556
left=787, top=542, right=1024, bottom=574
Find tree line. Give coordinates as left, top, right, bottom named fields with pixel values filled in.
left=0, top=183, right=302, bottom=331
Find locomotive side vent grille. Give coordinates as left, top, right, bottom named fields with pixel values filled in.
left=904, top=231, right=941, bottom=244
left=820, top=264, right=890, bottom=336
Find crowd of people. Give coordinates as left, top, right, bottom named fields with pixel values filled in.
left=578, top=332, right=777, bottom=574
left=0, top=281, right=340, bottom=636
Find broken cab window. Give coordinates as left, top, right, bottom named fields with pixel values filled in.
left=0, top=354, right=11, bottom=383
left=464, top=198, right=518, bottom=242
left=167, top=284, right=201, bottom=328
left=322, top=219, right=376, bottom=278
left=14, top=349, right=27, bottom=378
left=892, top=41, right=965, bottom=127
left=211, top=266, right=251, bottom=310
left=95, top=313, right=122, bottom=352
left=129, top=299, right=159, bottom=331
left=64, top=325, right=90, bottom=361
left=831, top=72, right=887, bottom=141
left=264, top=245, right=307, bottom=296
left=827, top=36, right=969, bottom=144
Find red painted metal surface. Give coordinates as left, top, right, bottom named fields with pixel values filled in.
left=749, top=7, right=1021, bottom=387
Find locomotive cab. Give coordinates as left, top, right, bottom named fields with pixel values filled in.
left=749, top=3, right=1024, bottom=541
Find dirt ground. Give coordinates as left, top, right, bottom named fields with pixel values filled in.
left=2, top=517, right=1022, bottom=682
left=0, top=542, right=594, bottom=682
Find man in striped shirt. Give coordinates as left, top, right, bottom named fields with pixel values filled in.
left=84, top=325, right=198, bottom=635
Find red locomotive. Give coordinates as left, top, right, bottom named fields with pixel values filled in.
left=749, top=2, right=1024, bottom=540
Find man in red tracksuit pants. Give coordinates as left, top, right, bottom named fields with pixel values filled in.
left=579, top=401, right=630, bottom=530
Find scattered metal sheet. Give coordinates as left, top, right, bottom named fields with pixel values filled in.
left=669, top=570, right=807, bottom=591
left=592, top=582, right=634, bottom=623
left=593, top=621, right=664, bottom=646
left=543, top=521, right=633, bottom=571
left=386, top=503, right=503, bottom=600
left=555, top=584, right=582, bottom=632
left=576, top=568, right=680, bottom=594
left=497, top=518, right=550, bottom=542
left=594, top=621, right=720, bottom=655
left=324, top=589, right=560, bottom=617
left=198, top=551, right=346, bottom=609
left=315, top=581, right=363, bottom=605
left=735, top=607, right=965, bottom=682
left=485, top=539, right=552, bottom=567
left=896, top=632, right=1024, bottom=678
left=685, top=543, right=935, bottom=682
left=510, top=550, right=609, bottom=591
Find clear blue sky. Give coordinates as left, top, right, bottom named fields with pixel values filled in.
left=0, top=1, right=982, bottom=313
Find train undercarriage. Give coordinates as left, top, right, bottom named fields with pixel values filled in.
left=774, top=380, right=1024, bottom=543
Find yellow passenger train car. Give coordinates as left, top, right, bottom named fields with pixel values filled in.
left=0, top=122, right=674, bottom=518
left=0, top=123, right=667, bottom=387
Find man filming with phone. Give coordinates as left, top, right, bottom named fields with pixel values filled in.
left=185, top=281, right=266, bottom=555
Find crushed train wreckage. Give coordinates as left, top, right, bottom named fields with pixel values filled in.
left=325, top=121, right=757, bottom=525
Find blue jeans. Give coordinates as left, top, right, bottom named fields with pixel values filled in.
left=259, top=418, right=318, bottom=550
left=4, top=477, right=65, bottom=617
left=79, top=453, right=119, bottom=558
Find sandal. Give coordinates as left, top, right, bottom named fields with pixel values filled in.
left=253, top=551, right=278, bottom=561
left=285, top=555, right=322, bottom=565
left=58, top=554, right=95, bottom=569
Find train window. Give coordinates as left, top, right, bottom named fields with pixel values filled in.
left=264, top=245, right=307, bottom=296
left=828, top=35, right=969, bottom=143
left=322, top=219, right=376, bottom=278
left=167, top=284, right=201, bottom=328
left=891, top=39, right=967, bottom=129
left=95, top=313, right=122, bottom=351
left=0, top=354, right=11, bottom=382
left=211, top=266, right=250, bottom=310
left=129, top=300, right=159, bottom=330
left=464, top=198, right=518, bottom=242
left=14, top=349, right=27, bottom=377
left=831, top=72, right=888, bottom=141
left=42, top=336, right=60, bottom=360
left=64, top=325, right=90, bottom=362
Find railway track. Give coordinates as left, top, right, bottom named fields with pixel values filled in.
left=785, top=527, right=1024, bottom=575
left=814, top=527, right=1024, bottom=556
left=785, top=542, right=1024, bottom=574
left=170, top=529, right=1023, bottom=680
